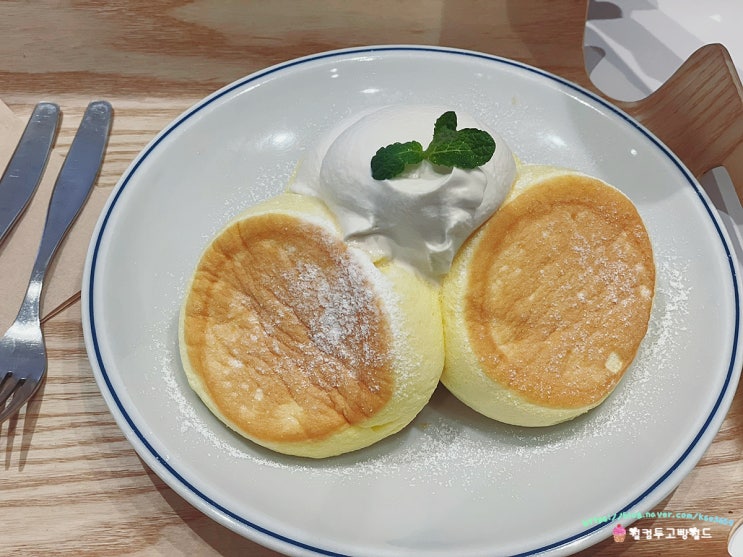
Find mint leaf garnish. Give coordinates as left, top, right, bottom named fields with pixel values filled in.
left=433, top=110, right=458, bottom=139
left=370, top=111, right=496, bottom=180
left=371, top=141, right=424, bottom=180
left=427, top=127, right=496, bottom=168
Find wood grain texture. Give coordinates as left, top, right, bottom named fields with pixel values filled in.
left=1, top=1, right=742, bottom=556
left=621, top=43, right=743, bottom=191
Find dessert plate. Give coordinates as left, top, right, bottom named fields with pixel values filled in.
left=82, top=46, right=742, bottom=556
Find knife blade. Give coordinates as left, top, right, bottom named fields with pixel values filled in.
left=33, top=100, right=112, bottom=273
left=0, top=102, right=60, bottom=246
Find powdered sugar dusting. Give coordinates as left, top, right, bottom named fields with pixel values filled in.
left=156, top=338, right=252, bottom=460
left=281, top=245, right=384, bottom=378
left=148, top=241, right=691, bottom=494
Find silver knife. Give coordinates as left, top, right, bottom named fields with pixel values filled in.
left=0, top=102, right=60, bottom=246
left=34, top=101, right=112, bottom=272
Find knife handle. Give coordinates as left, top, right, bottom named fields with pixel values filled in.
left=0, top=102, right=60, bottom=245
left=32, top=101, right=112, bottom=280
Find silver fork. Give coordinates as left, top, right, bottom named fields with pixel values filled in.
left=0, top=101, right=112, bottom=425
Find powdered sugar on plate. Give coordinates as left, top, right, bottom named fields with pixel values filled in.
left=149, top=241, right=691, bottom=495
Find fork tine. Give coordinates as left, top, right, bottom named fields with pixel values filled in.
left=0, top=379, right=40, bottom=424
left=0, top=373, right=21, bottom=404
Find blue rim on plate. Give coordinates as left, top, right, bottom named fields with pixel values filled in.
left=83, top=45, right=742, bottom=557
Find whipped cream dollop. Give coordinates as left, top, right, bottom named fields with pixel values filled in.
left=289, top=105, right=517, bottom=277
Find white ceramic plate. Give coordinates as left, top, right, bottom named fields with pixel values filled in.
left=82, top=46, right=742, bottom=557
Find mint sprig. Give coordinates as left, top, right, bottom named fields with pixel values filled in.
left=370, top=111, right=495, bottom=180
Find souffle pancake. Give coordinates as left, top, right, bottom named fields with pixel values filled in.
left=179, top=193, right=444, bottom=458
left=442, top=165, right=655, bottom=426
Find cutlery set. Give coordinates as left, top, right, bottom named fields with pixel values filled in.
left=0, top=100, right=112, bottom=425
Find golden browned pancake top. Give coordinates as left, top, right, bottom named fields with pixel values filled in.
left=465, top=174, right=655, bottom=408
left=182, top=213, right=394, bottom=443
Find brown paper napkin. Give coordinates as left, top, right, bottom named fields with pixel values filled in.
left=0, top=99, right=111, bottom=330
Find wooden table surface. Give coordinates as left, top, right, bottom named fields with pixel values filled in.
left=1, top=2, right=741, bottom=556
